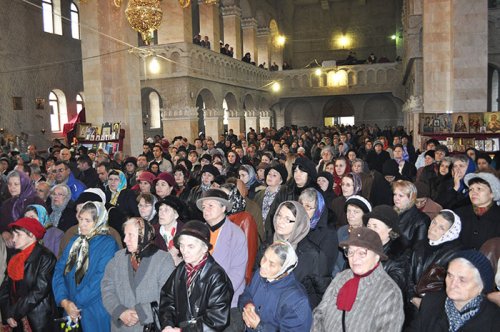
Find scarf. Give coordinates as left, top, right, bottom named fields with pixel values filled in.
left=262, top=186, right=279, bottom=220
left=64, top=202, right=109, bottom=285
left=223, top=183, right=246, bottom=215
left=309, top=190, right=325, bottom=230
left=266, top=241, right=298, bottom=282
left=27, top=204, right=50, bottom=227
left=159, top=222, right=178, bottom=250
left=200, top=183, right=211, bottom=192
left=109, top=170, right=127, bottom=206
left=49, top=185, right=72, bottom=227
left=10, top=170, right=37, bottom=221
left=473, top=202, right=493, bottom=217
left=333, top=162, right=352, bottom=196
left=241, top=164, right=257, bottom=190
left=186, top=254, right=208, bottom=296
left=336, top=263, right=380, bottom=311
left=429, top=210, right=462, bottom=246
left=445, top=295, right=483, bottom=332
left=128, top=218, right=158, bottom=271
left=7, top=242, right=36, bottom=281
left=273, top=201, right=310, bottom=249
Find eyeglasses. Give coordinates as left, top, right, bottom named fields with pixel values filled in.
left=344, top=248, right=368, bottom=258
left=138, top=204, right=153, bottom=209
left=51, top=168, right=66, bottom=174
left=276, top=213, right=296, bottom=223
left=51, top=192, right=65, bottom=197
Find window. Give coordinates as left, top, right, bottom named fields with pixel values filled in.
left=149, top=91, right=161, bottom=128
left=49, top=90, right=68, bottom=132
left=76, top=93, right=84, bottom=114
left=71, top=3, right=80, bottom=39
left=42, top=0, right=62, bottom=35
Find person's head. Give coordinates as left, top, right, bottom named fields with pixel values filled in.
left=107, top=169, right=126, bottom=192
left=137, top=193, right=158, bottom=221
left=173, top=165, right=188, bottom=187
left=265, top=164, right=288, bottom=188
left=345, top=195, right=372, bottom=227
left=156, top=196, right=185, bottom=226
left=321, top=147, right=333, bottom=162
left=452, top=154, right=469, bottom=179
left=324, top=161, right=335, bottom=174
left=6, top=170, right=26, bottom=197
left=197, top=189, right=232, bottom=225
left=50, top=184, right=71, bottom=208
left=434, top=145, right=448, bottom=162
left=260, top=241, right=298, bottom=281
left=77, top=201, right=108, bottom=236
left=59, top=148, right=72, bottom=161
left=96, top=162, right=110, bottom=183
left=439, top=157, right=452, bottom=176
left=316, top=171, right=333, bottom=192
left=464, top=172, right=499, bottom=208
left=446, top=251, right=495, bottom=310
left=373, top=140, right=383, bottom=153
left=424, top=150, right=435, bottom=166
left=122, top=217, right=155, bottom=255
left=273, top=201, right=310, bottom=245
left=201, top=164, right=219, bottom=186
left=428, top=210, right=462, bottom=244
left=123, top=157, right=137, bottom=173
left=74, top=188, right=106, bottom=212
left=152, top=145, right=163, bottom=159
left=364, top=205, right=399, bottom=245
left=136, top=171, right=156, bottom=194
left=154, top=172, right=176, bottom=198
left=334, top=157, right=349, bottom=177
left=476, top=154, right=492, bottom=172
left=393, top=145, right=404, bottom=160
left=298, top=187, right=323, bottom=219
left=292, top=157, right=317, bottom=188
left=77, top=155, right=92, bottom=172
left=340, top=227, right=387, bottom=275
left=9, top=217, right=46, bottom=250
left=174, top=220, right=212, bottom=265
left=392, top=180, right=417, bottom=212
left=53, top=161, right=71, bottom=183
left=136, top=155, right=148, bottom=169
left=351, top=159, right=364, bottom=174
left=35, top=181, right=51, bottom=201
left=260, top=153, right=272, bottom=164
left=341, top=172, right=361, bottom=197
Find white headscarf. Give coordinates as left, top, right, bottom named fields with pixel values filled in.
left=429, top=209, right=462, bottom=246
left=265, top=241, right=298, bottom=282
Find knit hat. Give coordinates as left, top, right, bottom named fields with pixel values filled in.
left=200, top=154, right=212, bottom=163
left=124, top=157, right=137, bottom=167
left=345, top=195, right=372, bottom=213
left=340, top=227, right=387, bottom=261
left=265, top=164, right=288, bottom=185
left=136, top=171, right=156, bottom=185
left=196, top=188, right=233, bottom=212
left=293, top=157, right=317, bottom=181
left=173, top=220, right=212, bottom=251
left=155, top=172, right=176, bottom=187
left=9, top=217, right=46, bottom=240
left=373, top=140, right=383, bottom=148
left=362, top=205, right=400, bottom=235
left=453, top=250, right=495, bottom=293
left=75, top=188, right=106, bottom=205
left=464, top=172, right=500, bottom=201
left=424, top=150, right=435, bottom=159
left=201, top=164, right=220, bottom=178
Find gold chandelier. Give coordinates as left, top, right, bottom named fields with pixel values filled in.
left=125, top=0, right=163, bottom=45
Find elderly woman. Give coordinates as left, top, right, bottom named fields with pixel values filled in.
left=254, top=164, right=288, bottom=229
left=159, top=220, right=234, bottom=331
left=393, top=180, right=430, bottom=248
left=238, top=165, right=259, bottom=199
left=0, top=218, right=56, bottom=331
left=153, top=196, right=186, bottom=266
left=239, top=241, right=312, bottom=331
left=48, top=184, right=77, bottom=232
left=106, top=169, right=139, bottom=217
left=331, top=172, right=362, bottom=228
left=0, top=170, right=45, bottom=247
left=101, top=217, right=175, bottom=332
left=409, top=250, right=500, bottom=331
left=53, top=201, right=119, bottom=332
left=316, top=147, right=334, bottom=172
left=24, top=204, right=64, bottom=256
left=456, top=172, right=500, bottom=250
left=312, top=227, right=404, bottom=331
left=136, top=193, right=158, bottom=224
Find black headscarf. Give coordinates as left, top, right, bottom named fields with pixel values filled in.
left=127, top=218, right=158, bottom=267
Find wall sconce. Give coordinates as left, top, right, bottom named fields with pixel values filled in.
left=271, top=82, right=281, bottom=92
left=41, top=128, right=46, bottom=134
left=275, top=35, right=286, bottom=47
left=338, top=35, right=350, bottom=49
left=149, top=56, right=160, bottom=73
left=315, top=68, right=322, bottom=77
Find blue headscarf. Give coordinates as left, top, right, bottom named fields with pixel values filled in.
left=240, top=164, right=258, bottom=189
left=457, top=158, right=477, bottom=193
left=26, top=204, right=50, bottom=227
left=310, top=190, right=325, bottom=230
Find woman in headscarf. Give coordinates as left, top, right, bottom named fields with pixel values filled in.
left=238, top=164, right=259, bottom=199
left=52, top=201, right=119, bottom=332
left=239, top=241, right=312, bottom=331
left=331, top=172, right=362, bottom=229
left=332, top=156, right=351, bottom=197
left=136, top=193, right=158, bottom=224
left=106, top=169, right=139, bottom=235
left=316, top=171, right=335, bottom=207
left=48, top=184, right=77, bottom=232
left=24, top=204, right=64, bottom=256
left=225, top=150, right=241, bottom=178
left=101, top=217, right=175, bottom=332
left=0, top=217, right=57, bottom=331
left=159, top=220, right=234, bottom=331
left=0, top=170, right=45, bottom=248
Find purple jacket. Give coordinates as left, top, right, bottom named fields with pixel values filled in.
left=43, top=226, right=64, bottom=257
left=212, top=218, right=248, bottom=308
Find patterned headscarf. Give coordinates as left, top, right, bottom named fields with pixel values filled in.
left=343, top=172, right=362, bottom=198
left=265, top=241, right=298, bottom=282
left=64, top=201, right=109, bottom=285
left=8, top=170, right=37, bottom=221
left=309, top=190, right=325, bottom=230
left=126, top=217, right=158, bottom=271
left=26, top=204, right=50, bottom=227
left=240, top=164, right=258, bottom=189
left=429, top=209, right=462, bottom=246
left=273, top=201, right=310, bottom=249
left=108, top=169, right=127, bottom=206
left=221, top=183, right=246, bottom=215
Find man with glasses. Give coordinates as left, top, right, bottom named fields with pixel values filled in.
left=53, top=161, right=86, bottom=201
left=312, top=227, right=404, bottom=332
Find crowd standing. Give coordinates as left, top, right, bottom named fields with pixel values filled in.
left=0, top=123, right=499, bottom=331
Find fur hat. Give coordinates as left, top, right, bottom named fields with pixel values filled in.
left=174, top=220, right=212, bottom=251
left=362, top=205, right=400, bottom=235
left=265, top=164, right=288, bottom=185
left=464, top=172, right=500, bottom=201
left=201, top=164, right=220, bottom=178
left=340, top=227, right=387, bottom=261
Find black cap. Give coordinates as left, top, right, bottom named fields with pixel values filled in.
left=174, top=220, right=212, bottom=251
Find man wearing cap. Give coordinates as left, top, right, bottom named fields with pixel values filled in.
left=187, top=164, right=220, bottom=218
left=312, top=227, right=404, bottom=332
left=196, top=189, right=247, bottom=330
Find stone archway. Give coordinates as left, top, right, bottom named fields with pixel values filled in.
left=141, top=87, right=164, bottom=138
left=196, top=88, right=217, bottom=137
left=322, top=97, right=355, bottom=126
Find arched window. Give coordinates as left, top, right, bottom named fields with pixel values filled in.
left=42, top=0, right=62, bottom=35
left=76, top=93, right=84, bottom=114
left=49, top=90, right=68, bottom=132
left=71, top=2, right=80, bottom=39
left=149, top=91, right=161, bottom=128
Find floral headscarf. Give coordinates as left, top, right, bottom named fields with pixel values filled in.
left=221, top=183, right=246, bottom=215
left=64, top=201, right=109, bottom=285
left=429, top=210, right=462, bottom=246
left=8, top=170, right=37, bottom=221
left=126, top=217, right=158, bottom=270
left=26, top=204, right=50, bottom=227
left=273, top=201, right=310, bottom=249
left=309, top=190, right=325, bottom=230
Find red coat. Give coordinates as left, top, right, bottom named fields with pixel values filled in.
left=228, top=211, right=259, bottom=284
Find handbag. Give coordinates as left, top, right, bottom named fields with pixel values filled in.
left=54, top=316, right=82, bottom=332
left=143, top=301, right=161, bottom=332
left=416, top=264, right=446, bottom=296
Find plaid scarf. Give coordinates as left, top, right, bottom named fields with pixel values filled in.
left=186, top=254, right=208, bottom=296
left=445, top=295, right=483, bottom=332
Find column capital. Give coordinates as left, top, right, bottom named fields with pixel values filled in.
left=162, top=106, right=198, bottom=119
left=245, top=109, right=260, bottom=117
left=241, top=17, right=258, bottom=29
left=227, top=109, right=244, bottom=117
left=257, top=27, right=270, bottom=36
left=204, top=108, right=224, bottom=117
left=221, top=5, right=241, bottom=17
left=259, top=110, right=271, bottom=117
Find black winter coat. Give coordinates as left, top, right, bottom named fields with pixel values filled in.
left=408, top=291, right=500, bottom=332
left=382, top=238, right=410, bottom=294
left=366, top=150, right=390, bottom=173
left=456, top=204, right=500, bottom=250
left=0, top=243, right=57, bottom=332
left=159, top=255, right=233, bottom=331
left=398, top=206, right=430, bottom=248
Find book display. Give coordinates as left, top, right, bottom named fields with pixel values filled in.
left=76, top=122, right=125, bottom=153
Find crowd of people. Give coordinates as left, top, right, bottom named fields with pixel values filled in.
left=0, top=123, right=499, bottom=331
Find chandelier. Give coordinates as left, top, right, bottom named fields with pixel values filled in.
left=125, top=0, right=163, bottom=45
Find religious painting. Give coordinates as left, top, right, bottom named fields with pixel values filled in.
left=468, top=113, right=483, bottom=134
left=101, top=122, right=112, bottom=140
left=484, top=113, right=500, bottom=133
left=35, top=98, right=45, bottom=110
left=111, top=122, right=121, bottom=139
left=434, top=114, right=452, bottom=134
left=420, top=114, right=435, bottom=134
left=76, top=123, right=91, bottom=140
left=451, top=113, right=469, bottom=133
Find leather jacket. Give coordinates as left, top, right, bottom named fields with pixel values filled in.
left=398, top=206, right=430, bottom=248
left=382, top=238, right=410, bottom=294
left=0, top=243, right=57, bottom=332
left=159, top=255, right=234, bottom=331
left=228, top=211, right=259, bottom=285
